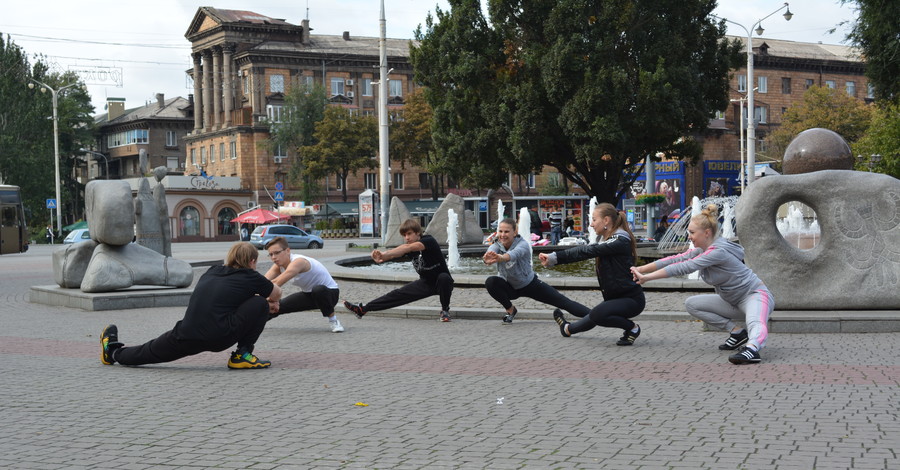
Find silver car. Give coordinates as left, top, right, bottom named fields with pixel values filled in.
left=249, top=224, right=323, bottom=249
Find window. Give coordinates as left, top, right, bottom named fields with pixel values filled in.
left=166, top=130, right=177, bottom=147
left=303, top=75, right=315, bottom=88
left=364, top=173, right=377, bottom=189
left=270, top=74, right=285, bottom=93
left=363, top=78, right=373, bottom=96
left=714, top=110, right=726, bottom=120
left=846, top=81, right=856, bottom=97
left=266, top=105, right=284, bottom=123
left=805, top=79, right=814, bottom=89
left=200, top=147, right=206, bottom=165
left=217, top=208, right=237, bottom=236
left=242, top=74, right=250, bottom=95
left=754, top=106, right=767, bottom=124
left=867, top=83, right=875, bottom=99
left=393, top=172, right=404, bottom=190
left=209, top=145, right=216, bottom=163
left=274, top=145, right=287, bottom=158
left=525, top=173, right=536, bottom=189
left=825, top=80, right=836, bottom=89
left=230, top=141, right=237, bottom=160
left=781, top=77, right=791, bottom=94
left=737, top=75, right=747, bottom=93
left=757, top=76, right=767, bottom=93
left=419, top=173, right=431, bottom=189
left=179, top=206, right=200, bottom=237
left=335, top=174, right=344, bottom=190
left=331, top=77, right=345, bottom=96
left=190, top=148, right=196, bottom=165
left=447, top=176, right=458, bottom=189
left=389, top=79, right=402, bottom=97
left=219, top=143, right=225, bottom=161
left=106, top=129, right=149, bottom=148
left=167, top=157, right=179, bottom=169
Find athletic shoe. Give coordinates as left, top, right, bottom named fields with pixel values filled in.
left=344, top=301, right=366, bottom=319
left=440, top=310, right=451, bottom=322
left=553, top=309, right=571, bottom=337
left=728, top=346, right=761, bottom=365
left=100, top=324, right=120, bottom=365
left=330, top=318, right=345, bottom=333
left=718, top=330, right=749, bottom=350
left=616, top=325, right=641, bottom=346
left=227, top=351, right=271, bottom=369
left=502, top=307, right=517, bottom=324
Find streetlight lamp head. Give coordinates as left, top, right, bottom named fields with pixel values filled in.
left=755, top=24, right=765, bottom=36
left=783, top=5, right=793, bottom=21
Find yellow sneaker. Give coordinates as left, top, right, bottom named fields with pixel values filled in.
left=227, top=351, right=271, bottom=369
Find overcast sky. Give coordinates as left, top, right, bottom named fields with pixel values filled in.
left=2, top=0, right=857, bottom=113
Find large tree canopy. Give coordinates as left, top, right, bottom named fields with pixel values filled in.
left=411, top=0, right=741, bottom=203
left=840, top=0, right=900, bottom=102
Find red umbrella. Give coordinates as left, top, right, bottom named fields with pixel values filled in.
left=230, top=208, right=291, bottom=224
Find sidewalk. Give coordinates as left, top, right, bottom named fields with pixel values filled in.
left=2, top=241, right=899, bottom=469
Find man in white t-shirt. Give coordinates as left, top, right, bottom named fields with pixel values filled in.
left=264, top=236, right=344, bottom=332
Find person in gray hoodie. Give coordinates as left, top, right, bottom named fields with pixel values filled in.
left=631, top=204, right=775, bottom=365
left=483, top=218, right=590, bottom=324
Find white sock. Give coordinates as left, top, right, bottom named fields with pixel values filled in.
left=328, top=316, right=338, bottom=323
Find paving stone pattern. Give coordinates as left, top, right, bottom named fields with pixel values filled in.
left=2, top=242, right=899, bottom=469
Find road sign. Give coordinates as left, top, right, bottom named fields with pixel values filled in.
left=274, top=182, right=284, bottom=191
left=46, top=199, right=57, bottom=209
left=274, top=191, right=284, bottom=201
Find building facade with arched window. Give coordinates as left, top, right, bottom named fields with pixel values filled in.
left=125, top=175, right=253, bottom=242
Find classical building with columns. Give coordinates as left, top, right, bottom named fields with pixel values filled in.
left=182, top=7, right=419, bottom=211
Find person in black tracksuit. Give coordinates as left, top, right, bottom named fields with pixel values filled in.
left=344, top=218, right=455, bottom=322
left=539, top=202, right=645, bottom=345
left=99, top=242, right=282, bottom=369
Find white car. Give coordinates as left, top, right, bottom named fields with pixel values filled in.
left=62, top=229, right=91, bottom=244
left=558, top=236, right=586, bottom=246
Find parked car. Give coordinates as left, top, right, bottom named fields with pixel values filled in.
left=62, top=229, right=91, bottom=244
left=249, top=224, right=323, bottom=249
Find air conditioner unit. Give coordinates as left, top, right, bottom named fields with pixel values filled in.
left=345, top=79, right=354, bottom=86
left=274, top=156, right=286, bottom=164
left=247, top=201, right=257, bottom=209
left=346, top=91, right=355, bottom=98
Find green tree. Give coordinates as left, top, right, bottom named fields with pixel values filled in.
left=410, top=0, right=741, bottom=204
left=390, top=88, right=445, bottom=199
left=852, top=100, right=900, bottom=178
left=299, top=106, right=378, bottom=202
left=0, top=35, right=94, bottom=228
left=839, top=0, right=900, bottom=102
left=764, top=85, right=873, bottom=163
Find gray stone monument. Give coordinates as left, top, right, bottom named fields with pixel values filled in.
left=425, top=193, right=482, bottom=245
left=384, top=197, right=413, bottom=247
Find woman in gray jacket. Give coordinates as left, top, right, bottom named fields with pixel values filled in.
left=483, top=218, right=590, bottom=324
left=631, top=204, right=774, bottom=365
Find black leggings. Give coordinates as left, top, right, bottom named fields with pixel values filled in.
left=364, top=273, right=454, bottom=312
left=277, top=286, right=340, bottom=317
left=114, top=296, right=269, bottom=366
left=485, top=275, right=590, bottom=318
left=568, top=289, right=645, bottom=334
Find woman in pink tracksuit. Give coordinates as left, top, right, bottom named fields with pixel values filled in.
left=631, top=204, right=774, bottom=364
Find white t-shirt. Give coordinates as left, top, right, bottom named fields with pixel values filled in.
left=281, top=253, right=339, bottom=292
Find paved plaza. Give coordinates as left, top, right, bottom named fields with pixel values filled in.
left=2, top=241, right=899, bottom=469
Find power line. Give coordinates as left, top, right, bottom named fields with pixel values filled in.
left=6, top=32, right=189, bottom=49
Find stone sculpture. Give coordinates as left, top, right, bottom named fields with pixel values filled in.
left=52, top=179, right=193, bottom=293
left=384, top=197, right=413, bottom=247
left=134, top=149, right=165, bottom=255
left=425, top=193, right=483, bottom=245
left=152, top=166, right=173, bottom=257
left=736, top=170, right=900, bottom=309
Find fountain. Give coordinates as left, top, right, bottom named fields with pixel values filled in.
left=518, top=207, right=534, bottom=265
left=656, top=195, right=740, bottom=254
left=588, top=197, right=598, bottom=244
left=776, top=202, right=819, bottom=250
left=447, top=209, right=460, bottom=268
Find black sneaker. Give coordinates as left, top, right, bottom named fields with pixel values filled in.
left=553, top=309, right=571, bottom=337
left=616, top=325, right=641, bottom=346
left=728, top=346, right=761, bottom=365
left=718, top=330, right=749, bottom=350
left=344, top=301, right=366, bottom=319
left=227, top=350, right=271, bottom=369
left=100, top=324, right=121, bottom=365
left=502, top=307, right=517, bottom=324
left=440, top=310, right=451, bottom=322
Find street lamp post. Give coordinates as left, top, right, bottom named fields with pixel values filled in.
left=80, top=148, right=109, bottom=180
left=730, top=97, right=747, bottom=192
left=713, top=3, right=792, bottom=185
left=29, top=79, right=77, bottom=234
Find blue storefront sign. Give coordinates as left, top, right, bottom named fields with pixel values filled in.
left=624, top=161, right=686, bottom=222
left=703, top=160, right=741, bottom=197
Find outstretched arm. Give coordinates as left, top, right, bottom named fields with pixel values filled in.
left=268, top=257, right=311, bottom=287
left=372, top=241, right=426, bottom=264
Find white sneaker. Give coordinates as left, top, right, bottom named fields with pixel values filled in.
left=330, top=319, right=344, bottom=333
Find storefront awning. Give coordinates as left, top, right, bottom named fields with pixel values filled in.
left=322, top=202, right=359, bottom=216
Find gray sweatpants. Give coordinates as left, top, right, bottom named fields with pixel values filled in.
left=684, top=287, right=774, bottom=350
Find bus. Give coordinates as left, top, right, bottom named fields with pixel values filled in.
left=0, top=185, right=28, bottom=254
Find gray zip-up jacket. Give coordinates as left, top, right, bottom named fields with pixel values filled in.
left=655, top=237, right=765, bottom=306
left=486, top=234, right=535, bottom=289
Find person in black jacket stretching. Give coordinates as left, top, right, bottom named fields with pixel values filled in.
left=99, top=242, right=282, bottom=369
left=344, top=218, right=455, bottom=322
left=539, top=203, right=645, bottom=345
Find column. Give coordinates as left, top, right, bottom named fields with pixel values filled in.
left=223, top=43, right=234, bottom=127
left=212, top=46, right=222, bottom=130
left=192, top=52, right=203, bottom=131
left=202, top=49, right=213, bottom=132
left=250, top=67, right=261, bottom=120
